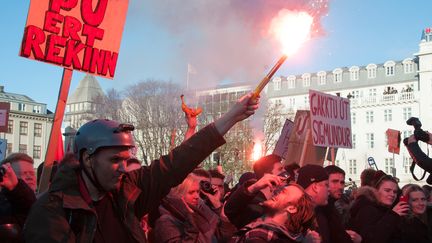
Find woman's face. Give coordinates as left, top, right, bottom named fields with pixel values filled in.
left=409, top=191, right=427, bottom=215
left=377, top=180, right=398, bottom=206
left=183, top=180, right=200, bottom=207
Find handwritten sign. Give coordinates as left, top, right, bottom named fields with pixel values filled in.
left=309, top=90, right=352, bottom=148
left=273, top=119, right=294, bottom=159
left=386, top=129, right=401, bottom=154
left=20, top=0, right=129, bottom=79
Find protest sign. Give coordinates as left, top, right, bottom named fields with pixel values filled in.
left=273, top=119, right=294, bottom=159
left=20, top=0, right=129, bottom=79
left=309, top=90, right=352, bottom=148
left=284, top=110, right=326, bottom=167
left=386, top=129, right=401, bottom=154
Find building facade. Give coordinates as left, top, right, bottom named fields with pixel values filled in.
left=0, top=86, right=53, bottom=168
left=64, top=74, right=105, bottom=129
left=264, top=28, right=432, bottom=185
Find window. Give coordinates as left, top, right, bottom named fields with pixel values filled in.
left=302, top=73, right=310, bottom=87
left=367, top=133, right=374, bottom=148
left=66, top=105, right=70, bottom=112
left=352, top=134, right=356, bottom=148
left=349, top=66, right=359, bottom=81
left=7, top=143, right=12, bottom=155
left=19, top=144, right=27, bottom=154
left=352, top=90, right=361, bottom=99
left=403, top=59, right=414, bottom=73
left=384, top=158, right=394, bottom=174
left=349, top=159, right=357, bottom=174
left=288, top=97, right=296, bottom=107
left=7, top=120, right=13, bottom=133
left=18, top=103, right=26, bottom=111
left=288, top=76, right=296, bottom=89
left=318, top=71, right=326, bottom=85
left=403, top=130, right=413, bottom=139
left=384, top=109, right=392, bottom=122
left=273, top=77, right=281, bottom=90
left=33, top=105, right=41, bottom=113
left=33, top=145, right=41, bottom=159
left=369, top=88, right=377, bottom=97
left=366, top=64, right=377, bottom=79
left=403, top=107, right=412, bottom=120
left=34, top=123, right=42, bottom=137
left=20, top=121, right=28, bottom=135
left=384, top=61, right=395, bottom=76
left=304, top=96, right=309, bottom=106
left=333, top=68, right=343, bottom=83
left=403, top=156, right=412, bottom=174
left=366, top=111, right=374, bottom=123
left=352, top=112, right=356, bottom=124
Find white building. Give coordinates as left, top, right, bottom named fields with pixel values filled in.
left=265, top=28, right=432, bottom=185
left=0, top=86, right=53, bottom=168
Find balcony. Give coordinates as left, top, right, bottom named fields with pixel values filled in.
left=350, top=92, right=417, bottom=108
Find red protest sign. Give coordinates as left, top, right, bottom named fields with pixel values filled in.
left=386, top=129, right=401, bottom=154
left=309, top=90, right=352, bottom=148
left=20, top=0, right=129, bottom=79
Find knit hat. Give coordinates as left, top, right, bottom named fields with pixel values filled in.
left=296, top=164, right=329, bottom=189
left=253, top=154, right=282, bottom=179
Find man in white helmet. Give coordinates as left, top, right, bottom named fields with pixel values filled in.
left=24, top=93, right=259, bottom=243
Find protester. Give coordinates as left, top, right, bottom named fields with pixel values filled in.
left=209, top=169, right=226, bottom=202
left=154, top=173, right=235, bottom=242
left=224, top=154, right=285, bottom=229
left=24, top=93, right=259, bottom=242
left=360, top=168, right=377, bottom=187
left=0, top=153, right=37, bottom=242
left=398, top=184, right=432, bottom=243
left=230, top=184, right=315, bottom=243
left=322, top=165, right=362, bottom=243
left=349, top=172, right=408, bottom=243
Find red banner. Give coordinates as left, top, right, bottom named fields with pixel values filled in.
left=20, top=0, right=129, bottom=79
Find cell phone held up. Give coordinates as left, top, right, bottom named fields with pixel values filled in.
left=399, top=195, right=409, bottom=204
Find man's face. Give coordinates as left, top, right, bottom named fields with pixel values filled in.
left=10, top=161, right=36, bottom=192
left=89, top=147, right=131, bottom=191
left=211, top=177, right=225, bottom=200
left=313, top=180, right=329, bottom=206
left=271, top=162, right=284, bottom=176
left=328, top=173, right=345, bottom=200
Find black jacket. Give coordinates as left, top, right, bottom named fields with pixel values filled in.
left=224, top=180, right=267, bottom=229
left=397, top=206, right=432, bottom=243
left=315, top=197, right=352, bottom=243
left=348, top=186, right=401, bottom=243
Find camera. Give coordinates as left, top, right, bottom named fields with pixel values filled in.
left=0, top=167, right=5, bottom=182
left=406, top=117, right=429, bottom=143
left=199, top=180, right=216, bottom=195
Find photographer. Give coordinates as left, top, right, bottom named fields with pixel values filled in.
left=404, top=117, right=432, bottom=182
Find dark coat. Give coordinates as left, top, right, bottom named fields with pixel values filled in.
left=0, top=179, right=36, bottom=242
left=224, top=179, right=267, bottom=229
left=397, top=206, right=432, bottom=243
left=230, top=218, right=304, bottom=243
left=315, top=197, right=352, bottom=243
left=154, top=196, right=235, bottom=242
left=24, top=124, right=225, bottom=243
left=348, top=186, right=401, bottom=243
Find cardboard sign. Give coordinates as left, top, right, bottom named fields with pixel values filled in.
left=309, top=90, right=352, bottom=148
left=273, top=119, right=294, bottom=159
left=0, top=139, right=7, bottom=161
left=386, top=129, right=401, bottom=154
left=0, top=103, right=10, bottom=133
left=20, top=0, right=129, bottom=79
left=284, top=110, right=326, bottom=167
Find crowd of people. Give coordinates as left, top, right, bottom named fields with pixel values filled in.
left=1, top=93, right=432, bottom=243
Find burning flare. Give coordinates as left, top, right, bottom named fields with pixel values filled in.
left=252, top=140, right=263, bottom=162
left=269, top=10, right=314, bottom=55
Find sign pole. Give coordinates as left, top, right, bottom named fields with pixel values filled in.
left=299, top=129, right=311, bottom=166
left=38, top=68, right=73, bottom=194
left=331, top=147, right=335, bottom=165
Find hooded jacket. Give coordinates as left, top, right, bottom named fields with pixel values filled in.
left=24, top=124, right=225, bottom=243
left=348, top=186, right=401, bottom=243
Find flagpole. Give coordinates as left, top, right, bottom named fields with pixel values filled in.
left=186, top=66, right=190, bottom=90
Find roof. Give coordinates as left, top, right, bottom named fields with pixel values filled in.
left=68, top=75, right=105, bottom=104
left=0, top=86, right=36, bottom=103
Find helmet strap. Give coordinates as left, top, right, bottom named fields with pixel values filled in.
left=80, top=156, right=107, bottom=195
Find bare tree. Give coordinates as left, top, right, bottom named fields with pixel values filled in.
left=121, top=80, right=186, bottom=165
left=91, top=88, right=123, bottom=121
left=263, top=102, right=286, bottom=155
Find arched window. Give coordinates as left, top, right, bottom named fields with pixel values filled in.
left=402, top=58, right=414, bottom=73
left=317, top=71, right=326, bottom=85
left=302, top=73, right=311, bottom=87
left=366, top=64, right=377, bottom=79
left=333, top=68, right=343, bottom=83
left=349, top=66, right=359, bottom=81
left=288, top=75, right=296, bottom=89
left=273, top=77, right=281, bottom=90
left=384, top=61, right=396, bottom=76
